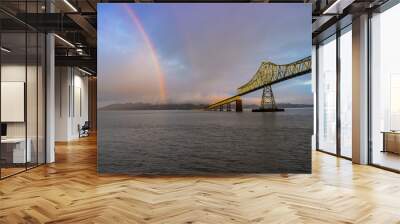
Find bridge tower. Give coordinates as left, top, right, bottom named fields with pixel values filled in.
left=253, top=85, right=284, bottom=112
left=261, top=85, right=276, bottom=110
left=235, top=99, right=243, bottom=112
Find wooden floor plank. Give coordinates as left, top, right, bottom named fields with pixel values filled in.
left=0, top=134, right=400, bottom=223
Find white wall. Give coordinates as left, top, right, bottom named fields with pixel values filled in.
left=77, top=72, right=89, bottom=138
left=1, top=65, right=38, bottom=138
left=55, top=67, right=89, bottom=141
left=1, top=82, right=25, bottom=122
left=70, top=73, right=89, bottom=139
left=1, top=64, right=46, bottom=164
left=55, top=67, right=70, bottom=141
left=1, top=65, right=27, bottom=140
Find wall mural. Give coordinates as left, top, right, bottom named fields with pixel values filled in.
left=98, top=3, right=313, bottom=174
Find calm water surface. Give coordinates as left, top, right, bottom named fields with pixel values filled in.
left=98, top=108, right=313, bottom=174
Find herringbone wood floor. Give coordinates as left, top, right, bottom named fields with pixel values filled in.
left=1, top=134, right=400, bottom=224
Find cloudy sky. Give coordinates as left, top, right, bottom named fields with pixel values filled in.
left=98, top=3, right=312, bottom=107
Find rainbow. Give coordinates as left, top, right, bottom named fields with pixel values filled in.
left=122, top=4, right=167, bottom=103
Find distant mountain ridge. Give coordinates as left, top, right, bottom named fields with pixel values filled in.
left=99, top=102, right=313, bottom=111
left=99, top=102, right=208, bottom=111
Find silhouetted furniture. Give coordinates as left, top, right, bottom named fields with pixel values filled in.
left=1, top=123, right=7, bottom=138
left=382, top=131, right=400, bottom=154
left=79, top=121, right=90, bottom=138
left=1, top=138, right=32, bottom=164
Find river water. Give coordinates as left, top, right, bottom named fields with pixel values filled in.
left=98, top=108, right=313, bottom=174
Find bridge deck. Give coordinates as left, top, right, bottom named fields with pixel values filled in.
left=207, top=96, right=241, bottom=109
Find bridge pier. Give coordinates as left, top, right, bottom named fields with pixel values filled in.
left=252, top=85, right=284, bottom=112
left=227, top=103, right=232, bottom=111
left=235, top=99, right=242, bottom=112
left=219, top=105, right=223, bottom=111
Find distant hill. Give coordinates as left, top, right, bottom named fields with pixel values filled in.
left=99, top=102, right=313, bottom=111
left=99, top=102, right=208, bottom=111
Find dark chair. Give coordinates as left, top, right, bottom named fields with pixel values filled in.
left=78, top=121, right=90, bottom=138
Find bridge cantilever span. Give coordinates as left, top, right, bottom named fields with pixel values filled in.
left=236, top=56, right=311, bottom=96
left=207, top=56, right=311, bottom=111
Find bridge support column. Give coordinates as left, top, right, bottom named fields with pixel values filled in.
left=235, top=99, right=242, bottom=112
left=261, top=85, right=276, bottom=109
left=219, top=105, right=223, bottom=111
left=252, top=85, right=284, bottom=112
left=227, top=103, right=231, bottom=111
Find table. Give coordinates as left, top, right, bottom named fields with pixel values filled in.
left=1, top=138, right=31, bottom=163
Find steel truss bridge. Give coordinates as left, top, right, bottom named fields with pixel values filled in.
left=207, top=56, right=311, bottom=112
